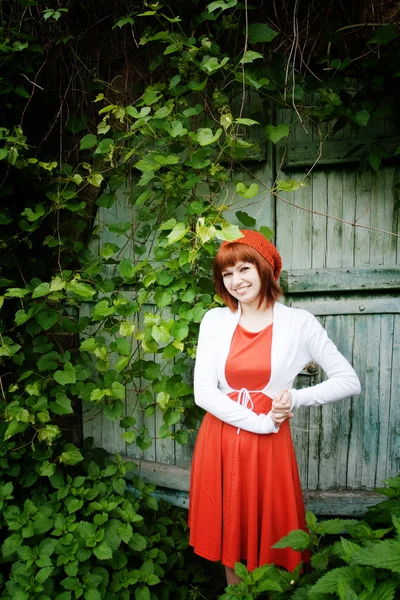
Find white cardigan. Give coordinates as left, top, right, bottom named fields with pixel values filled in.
left=194, top=302, right=361, bottom=435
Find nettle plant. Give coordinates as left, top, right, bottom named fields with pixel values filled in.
left=220, top=475, right=400, bottom=600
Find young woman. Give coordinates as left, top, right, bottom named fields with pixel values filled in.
left=188, top=230, right=361, bottom=585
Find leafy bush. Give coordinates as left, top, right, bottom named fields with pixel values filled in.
left=0, top=438, right=225, bottom=600
left=220, top=474, right=400, bottom=599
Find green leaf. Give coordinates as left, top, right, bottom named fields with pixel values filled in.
left=39, top=460, right=56, bottom=476
left=195, top=127, right=223, bottom=146
left=54, top=362, right=76, bottom=385
left=115, top=356, right=130, bottom=373
left=153, top=289, right=173, bottom=308
left=207, top=0, right=237, bottom=12
left=37, top=351, right=59, bottom=371
left=4, top=420, right=28, bottom=440
left=272, top=529, right=310, bottom=551
left=35, top=308, right=59, bottom=330
left=49, top=393, right=73, bottom=415
left=21, top=203, right=46, bottom=222
left=92, top=300, right=115, bottom=320
left=152, top=324, right=170, bottom=344
left=59, top=444, right=84, bottom=466
left=234, top=117, right=260, bottom=125
left=368, top=149, right=382, bottom=171
left=234, top=562, right=249, bottom=580
left=235, top=211, right=256, bottom=227
left=80, top=337, right=97, bottom=352
left=113, top=337, right=131, bottom=356
left=265, top=124, right=289, bottom=144
left=135, top=585, right=150, bottom=600
left=370, top=580, right=397, bottom=600
left=84, top=590, right=102, bottom=600
left=315, top=518, right=359, bottom=535
left=352, top=109, right=370, bottom=127
left=311, top=566, right=358, bottom=594
left=67, top=280, right=96, bottom=299
left=353, top=539, right=400, bottom=572
left=215, top=223, right=243, bottom=242
left=36, top=566, right=54, bottom=583
left=87, top=173, right=104, bottom=187
left=130, top=533, right=147, bottom=551
left=171, top=321, right=189, bottom=341
left=275, top=179, right=306, bottom=192
left=15, top=308, right=34, bottom=326
left=32, top=282, right=51, bottom=298
left=112, top=478, right=126, bottom=495
left=260, top=226, right=274, bottom=241
left=236, top=182, right=259, bottom=199
left=241, top=50, right=263, bottom=64
left=248, top=23, right=279, bottom=44
left=200, top=56, right=229, bottom=74
left=80, top=134, right=98, bottom=150
left=4, top=287, right=30, bottom=298
left=101, top=243, right=120, bottom=259
left=167, top=223, right=189, bottom=245
left=369, top=24, right=399, bottom=46
left=93, top=542, right=112, bottom=560
left=2, top=533, right=22, bottom=556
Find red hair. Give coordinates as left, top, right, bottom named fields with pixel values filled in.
left=213, top=243, right=283, bottom=311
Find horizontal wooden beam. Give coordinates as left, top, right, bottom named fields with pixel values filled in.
left=291, top=297, right=400, bottom=316
left=303, top=490, right=383, bottom=517
left=280, top=267, right=400, bottom=294
left=131, top=459, right=191, bottom=492
left=129, top=459, right=384, bottom=516
left=279, top=137, right=400, bottom=169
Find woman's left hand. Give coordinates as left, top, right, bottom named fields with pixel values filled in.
left=271, top=389, right=293, bottom=426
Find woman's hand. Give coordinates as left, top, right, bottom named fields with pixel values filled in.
left=271, top=389, right=293, bottom=427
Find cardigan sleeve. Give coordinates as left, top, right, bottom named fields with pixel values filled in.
left=290, top=313, right=361, bottom=410
left=194, top=313, right=279, bottom=434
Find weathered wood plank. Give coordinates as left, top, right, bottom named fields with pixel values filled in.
left=387, top=314, right=400, bottom=477
left=354, top=171, right=371, bottom=267
left=302, top=490, right=383, bottom=517
left=291, top=297, right=400, bottom=316
left=280, top=267, right=400, bottom=293
left=341, top=170, right=356, bottom=267
left=346, top=316, right=367, bottom=489
left=375, top=315, right=394, bottom=484
left=326, top=171, right=344, bottom=268
left=290, top=377, right=312, bottom=487
left=318, top=316, right=352, bottom=489
left=127, top=460, right=384, bottom=515
left=279, top=137, right=400, bottom=169
left=360, top=315, right=381, bottom=489
left=311, top=171, right=328, bottom=268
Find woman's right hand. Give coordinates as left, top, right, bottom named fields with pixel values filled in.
left=271, top=389, right=293, bottom=427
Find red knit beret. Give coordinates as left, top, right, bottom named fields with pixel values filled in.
left=222, top=229, right=282, bottom=280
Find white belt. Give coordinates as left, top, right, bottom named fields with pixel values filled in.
left=234, top=387, right=265, bottom=434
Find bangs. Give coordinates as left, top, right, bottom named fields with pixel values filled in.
left=213, top=243, right=260, bottom=273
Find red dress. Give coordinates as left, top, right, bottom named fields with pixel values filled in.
left=189, top=323, right=309, bottom=572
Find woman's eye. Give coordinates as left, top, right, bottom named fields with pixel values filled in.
left=241, top=267, right=249, bottom=272
left=222, top=273, right=231, bottom=278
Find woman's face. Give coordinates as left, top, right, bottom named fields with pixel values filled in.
left=221, top=261, right=262, bottom=307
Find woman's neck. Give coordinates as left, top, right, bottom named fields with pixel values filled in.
left=238, top=301, right=274, bottom=332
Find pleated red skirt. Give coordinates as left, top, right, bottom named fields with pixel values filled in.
left=189, top=324, right=309, bottom=572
